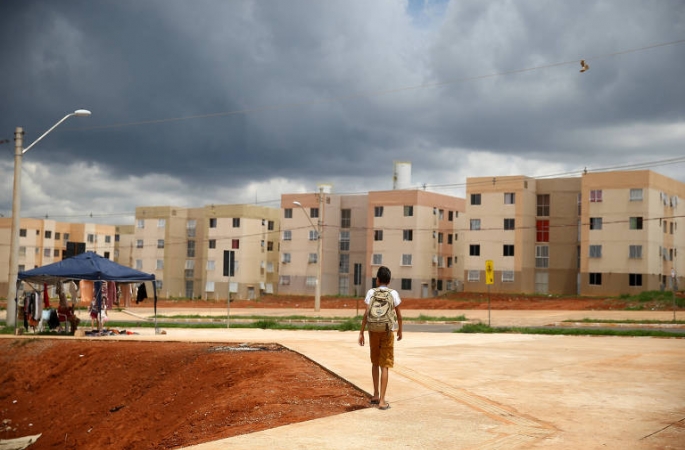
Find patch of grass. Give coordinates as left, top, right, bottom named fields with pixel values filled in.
left=563, top=318, right=685, bottom=325
left=416, top=314, right=467, bottom=322
left=456, top=323, right=682, bottom=337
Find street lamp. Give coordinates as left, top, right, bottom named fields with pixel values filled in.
left=293, top=192, right=323, bottom=312
left=6, top=109, right=91, bottom=327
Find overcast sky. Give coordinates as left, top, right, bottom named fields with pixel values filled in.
left=1, top=0, right=684, bottom=225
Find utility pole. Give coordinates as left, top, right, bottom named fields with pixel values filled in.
left=315, top=185, right=324, bottom=312
left=6, top=128, right=24, bottom=328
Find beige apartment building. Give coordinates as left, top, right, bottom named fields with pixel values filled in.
left=464, top=175, right=581, bottom=295
left=581, top=171, right=683, bottom=295
left=464, top=170, right=684, bottom=296
left=278, top=186, right=465, bottom=299
left=0, top=218, right=116, bottom=295
left=129, top=204, right=280, bottom=300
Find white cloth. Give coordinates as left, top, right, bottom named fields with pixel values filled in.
left=364, top=286, right=401, bottom=307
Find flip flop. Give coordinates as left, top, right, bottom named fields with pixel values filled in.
left=370, top=399, right=380, bottom=405
left=378, top=403, right=391, bottom=410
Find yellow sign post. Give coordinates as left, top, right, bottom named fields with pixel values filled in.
left=485, top=260, right=494, bottom=285
left=485, top=260, right=494, bottom=326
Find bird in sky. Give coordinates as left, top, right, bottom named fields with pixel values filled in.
left=580, top=59, right=590, bottom=73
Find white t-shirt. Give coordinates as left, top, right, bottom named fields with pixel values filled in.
left=364, top=286, right=401, bottom=307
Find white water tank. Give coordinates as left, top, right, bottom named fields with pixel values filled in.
left=393, top=161, right=412, bottom=190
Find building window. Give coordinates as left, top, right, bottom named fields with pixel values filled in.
left=589, top=273, right=602, bottom=285
left=469, top=245, right=480, bottom=256
left=232, top=239, right=240, bottom=249
left=590, top=190, right=603, bottom=202
left=19, top=246, right=26, bottom=256
left=502, top=271, right=514, bottom=282
left=309, top=230, right=319, bottom=241
left=470, top=219, right=481, bottom=231
left=44, top=248, right=51, bottom=257
left=504, top=218, right=515, bottom=230
left=19, top=229, right=27, bottom=237
left=54, top=249, right=60, bottom=257
left=339, top=254, right=349, bottom=273
left=282, top=253, right=291, bottom=263
left=374, top=230, right=383, bottom=241
left=536, top=220, right=549, bottom=242
left=279, top=276, right=291, bottom=285
left=448, top=234, right=453, bottom=244
left=232, top=218, right=240, bottom=228
left=535, top=245, right=549, bottom=268
left=267, top=241, right=274, bottom=251
left=670, top=222, right=674, bottom=234
left=283, top=230, right=292, bottom=241
left=156, top=259, right=164, bottom=270
left=105, top=235, right=111, bottom=243
left=135, top=259, right=143, bottom=270
left=403, top=229, right=413, bottom=241
left=136, top=239, right=144, bottom=249
left=308, top=208, right=318, bottom=219
left=590, top=217, right=603, bottom=230
left=284, top=208, right=292, bottom=219
left=339, top=231, right=350, bottom=251
left=401, top=278, right=412, bottom=290
left=158, top=219, right=166, bottom=228
left=44, top=230, right=52, bottom=239
left=537, top=194, right=550, bottom=216
left=306, top=276, right=317, bottom=287
left=137, top=219, right=145, bottom=229
left=64, top=233, right=69, bottom=241
left=629, top=273, right=642, bottom=286
left=372, top=254, right=383, bottom=265
left=55, top=232, right=61, bottom=240
left=438, top=232, right=443, bottom=244
left=629, top=189, right=643, bottom=201
left=439, top=209, right=444, bottom=220
left=208, top=239, right=216, bottom=249
left=309, top=253, right=318, bottom=264
left=470, top=193, right=481, bottom=205
left=589, top=245, right=602, bottom=258
left=340, top=209, right=351, bottom=228
left=209, top=218, right=217, bottom=228
left=629, top=245, right=642, bottom=259
left=401, top=254, right=412, bottom=266
left=87, top=234, right=95, bottom=243
left=374, top=206, right=384, bottom=217
left=503, top=245, right=515, bottom=257
left=629, top=217, right=643, bottom=230
left=403, top=205, right=414, bottom=217
left=468, top=270, right=480, bottom=282
left=207, top=260, right=215, bottom=271
left=158, top=239, right=165, bottom=249
left=187, top=220, right=196, bottom=238
left=448, top=211, right=454, bottom=221
left=187, top=240, right=195, bottom=257
left=504, top=193, right=515, bottom=204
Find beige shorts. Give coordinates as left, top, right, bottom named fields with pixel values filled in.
left=369, top=330, right=394, bottom=368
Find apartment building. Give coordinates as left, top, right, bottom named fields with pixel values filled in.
left=279, top=186, right=465, bottom=298
left=0, top=217, right=116, bottom=295
left=581, top=171, right=683, bottom=295
left=464, top=176, right=581, bottom=295
left=464, top=170, right=684, bottom=296
left=130, top=204, right=280, bottom=300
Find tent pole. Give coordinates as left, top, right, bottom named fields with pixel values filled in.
left=153, top=281, right=159, bottom=334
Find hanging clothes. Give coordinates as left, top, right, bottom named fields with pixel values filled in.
left=136, top=283, right=148, bottom=304
left=43, top=283, right=50, bottom=308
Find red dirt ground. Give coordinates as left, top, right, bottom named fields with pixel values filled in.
left=2, top=292, right=682, bottom=449
left=0, top=340, right=369, bottom=449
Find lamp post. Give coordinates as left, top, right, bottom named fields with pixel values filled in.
left=293, top=187, right=324, bottom=312
left=6, top=109, right=91, bottom=327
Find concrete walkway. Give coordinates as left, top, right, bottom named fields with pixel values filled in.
left=3, top=308, right=685, bottom=449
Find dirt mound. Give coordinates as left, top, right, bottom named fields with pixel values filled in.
left=0, top=339, right=368, bottom=449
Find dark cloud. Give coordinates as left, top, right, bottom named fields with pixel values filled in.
left=0, top=0, right=683, bottom=222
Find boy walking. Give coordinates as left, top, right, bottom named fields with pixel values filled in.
left=358, top=266, right=403, bottom=410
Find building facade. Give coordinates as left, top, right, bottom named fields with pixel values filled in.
left=0, top=218, right=116, bottom=295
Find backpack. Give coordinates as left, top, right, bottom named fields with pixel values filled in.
left=366, top=288, right=398, bottom=332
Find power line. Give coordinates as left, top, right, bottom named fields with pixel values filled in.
left=67, top=39, right=685, bottom=132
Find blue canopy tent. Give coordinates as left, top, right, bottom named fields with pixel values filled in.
left=15, top=251, right=158, bottom=332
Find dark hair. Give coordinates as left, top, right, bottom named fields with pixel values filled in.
left=376, top=266, right=391, bottom=284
